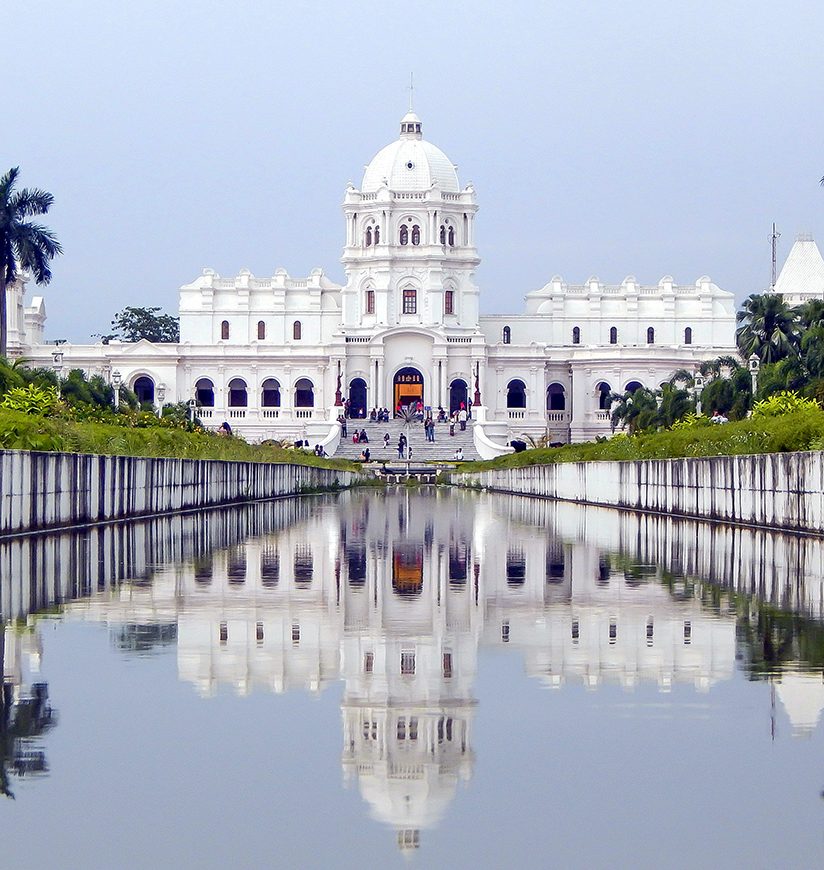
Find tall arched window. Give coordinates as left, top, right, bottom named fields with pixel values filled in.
left=609, top=326, right=617, bottom=344
left=365, top=226, right=372, bottom=247
left=195, top=377, right=215, bottom=407
left=546, top=383, right=566, bottom=411
left=133, top=376, right=155, bottom=405
left=221, top=320, right=229, bottom=340
left=294, top=378, right=314, bottom=408
left=411, top=224, right=421, bottom=245
left=228, top=377, right=248, bottom=407
left=684, top=326, right=693, bottom=345
left=293, top=321, right=302, bottom=340
left=597, top=381, right=612, bottom=410
left=399, top=225, right=409, bottom=245
left=374, top=225, right=380, bottom=244
left=502, top=325, right=511, bottom=344
left=444, top=289, right=454, bottom=315
left=365, top=289, right=375, bottom=314
left=439, top=225, right=446, bottom=244
left=447, top=226, right=455, bottom=246
left=257, top=320, right=266, bottom=340
left=506, top=379, right=527, bottom=408
left=261, top=378, right=281, bottom=407
left=572, top=326, right=580, bottom=344
left=647, top=326, right=655, bottom=344
left=402, top=288, right=417, bottom=314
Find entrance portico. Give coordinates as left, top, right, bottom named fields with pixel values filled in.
left=393, top=366, right=424, bottom=411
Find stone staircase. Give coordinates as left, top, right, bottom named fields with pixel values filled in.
left=334, top=418, right=480, bottom=462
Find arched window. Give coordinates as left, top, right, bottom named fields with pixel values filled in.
left=365, top=226, right=372, bottom=247
left=502, top=325, right=511, bottom=344
left=195, top=377, right=215, bottom=407
left=294, top=378, right=314, bottom=408
left=399, top=224, right=409, bottom=245
left=448, top=226, right=455, bottom=246
left=609, top=326, right=617, bottom=344
left=133, top=376, right=155, bottom=405
left=572, top=326, right=580, bottom=345
left=221, top=320, right=229, bottom=340
left=596, top=381, right=612, bottom=410
left=506, top=549, right=526, bottom=586
left=365, top=289, right=375, bottom=314
left=444, top=289, right=454, bottom=315
left=647, top=326, right=655, bottom=344
left=228, top=377, right=248, bottom=407
left=293, top=321, right=302, bottom=340
left=546, top=383, right=566, bottom=411
left=402, top=287, right=417, bottom=314
left=625, top=381, right=643, bottom=394
left=261, top=378, right=281, bottom=407
left=684, top=326, right=693, bottom=345
left=257, top=320, right=266, bottom=340
left=411, top=224, right=421, bottom=245
left=440, top=224, right=446, bottom=244
left=374, top=225, right=380, bottom=244
left=506, top=379, right=527, bottom=409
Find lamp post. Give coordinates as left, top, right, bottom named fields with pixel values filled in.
left=51, top=351, right=64, bottom=399
left=157, top=383, right=166, bottom=418
left=188, top=397, right=197, bottom=423
left=748, top=354, right=760, bottom=397
left=694, top=374, right=705, bottom=415
left=112, top=369, right=122, bottom=410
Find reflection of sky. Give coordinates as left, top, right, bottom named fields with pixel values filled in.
left=3, top=491, right=824, bottom=868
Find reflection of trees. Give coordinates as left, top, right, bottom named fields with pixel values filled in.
left=0, top=681, right=56, bottom=799
left=737, top=605, right=824, bottom=678
left=111, top=623, right=177, bottom=655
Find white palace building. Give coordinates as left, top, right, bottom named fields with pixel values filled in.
left=10, top=109, right=743, bottom=452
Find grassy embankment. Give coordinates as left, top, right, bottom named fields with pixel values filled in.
left=0, top=409, right=360, bottom=471
left=461, top=408, right=824, bottom=472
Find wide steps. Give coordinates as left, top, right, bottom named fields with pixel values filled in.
left=335, top=419, right=479, bottom=461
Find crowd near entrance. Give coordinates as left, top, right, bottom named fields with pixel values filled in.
left=394, top=367, right=424, bottom=411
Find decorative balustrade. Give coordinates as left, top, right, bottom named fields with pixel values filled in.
left=261, top=409, right=280, bottom=419
left=508, top=410, right=526, bottom=420
left=228, top=409, right=246, bottom=419
left=545, top=411, right=569, bottom=423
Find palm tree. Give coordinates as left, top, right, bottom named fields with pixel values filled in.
left=796, top=298, right=824, bottom=331
left=735, top=293, right=798, bottom=364
left=0, top=167, right=62, bottom=358
left=609, top=387, right=659, bottom=434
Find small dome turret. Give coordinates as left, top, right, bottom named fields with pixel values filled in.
left=399, top=111, right=422, bottom=139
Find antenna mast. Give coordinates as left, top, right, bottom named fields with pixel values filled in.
left=770, top=222, right=781, bottom=291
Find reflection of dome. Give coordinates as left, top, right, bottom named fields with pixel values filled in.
left=361, top=113, right=460, bottom=193
left=775, top=672, right=824, bottom=736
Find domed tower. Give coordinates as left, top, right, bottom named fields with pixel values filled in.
left=341, top=112, right=480, bottom=334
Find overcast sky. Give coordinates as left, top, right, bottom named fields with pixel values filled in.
left=6, top=0, right=824, bottom=342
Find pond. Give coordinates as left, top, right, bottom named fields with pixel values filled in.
left=1, top=488, right=823, bottom=869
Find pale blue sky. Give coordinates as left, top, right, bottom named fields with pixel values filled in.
left=5, top=0, right=824, bottom=341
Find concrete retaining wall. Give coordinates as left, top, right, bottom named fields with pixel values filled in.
left=0, top=450, right=361, bottom=534
left=456, top=451, right=824, bottom=533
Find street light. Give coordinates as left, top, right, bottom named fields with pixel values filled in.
left=748, top=353, right=760, bottom=396
left=693, top=373, right=705, bottom=415
left=52, top=350, right=64, bottom=399
left=157, top=383, right=166, bottom=418
left=112, top=369, right=122, bottom=410
left=188, top=397, right=197, bottom=423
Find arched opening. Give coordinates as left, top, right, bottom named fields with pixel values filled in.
left=257, top=320, right=266, bottom=340
left=440, top=224, right=446, bottom=244
left=506, top=549, right=526, bottom=586
left=221, top=320, right=229, bottom=340
left=365, top=289, right=375, bottom=315
left=294, top=378, right=314, bottom=408
left=349, top=378, right=368, bottom=418
left=261, top=378, right=281, bottom=407
left=506, top=379, right=527, bottom=409
left=609, top=326, right=617, bottom=344
left=228, top=377, right=248, bottom=407
left=502, top=325, right=511, bottom=344
left=647, top=326, right=655, bottom=344
left=448, top=226, right=455, bottom=246
left=392, top=543, right=423, bottom=597
left=572, top=326, right=580, bottom=345
left=684, top=326, right=693, bottom=345
left=399, top=224, right=409, bottom=246
left=411, top=224, right=421, bottom=245
left=293, top=321, right=302, bottom=340
left=365, top=226, right=372, bottom=247
left=546, top=383, right=566, bottom=411
left=444, top=289, right=454, bottom=315
left=393, top=367, right=424, bottom=412
left=449, top=378, right=468, bottom=414
left=402, top=287, right=417, bottom=314
left=374, top=225, right=380, bottom=244
left=133, top=376, right=155, bottom=405
left=195, top=377, right=215, bottom=407
left=625, top=381, right=643, bottom=395
left=596, top=381, right=612, bottom=410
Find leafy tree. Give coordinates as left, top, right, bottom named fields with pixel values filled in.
left=609, top=387, right=659, bottom=434
left=59, top=369, right=113, bottom=410
left=700, top=367, right=753, bottom=419
left=796, top=298, right=824, bottom=331
left=110, top=306, right=179, bottom=343
left=0, top=168, right=62, bottom=358
left=657, top=383, right=695, bottom=428
left=736, top=293, right=798, bottom=363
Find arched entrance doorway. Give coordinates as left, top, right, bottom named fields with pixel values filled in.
left=133, top=376, right=155, bottom=406
left=393, top=367, right=424, bottom=413
left=349, top=378, right=367, bottom=418
left=449, top=378, right=468, bottom=414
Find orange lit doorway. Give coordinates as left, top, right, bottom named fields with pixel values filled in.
left=393, top=367, right=424, bottom=411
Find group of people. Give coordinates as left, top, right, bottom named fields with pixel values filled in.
left=351, top=428, right=369, bottom=443
left=369, top=407, right=391, bottom=423
left=710, top=409, right=729, bottom=424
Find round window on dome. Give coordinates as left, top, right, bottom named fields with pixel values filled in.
left=406, top=161, right=414, bottom=170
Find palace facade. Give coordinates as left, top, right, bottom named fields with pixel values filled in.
left=9, top=110, right=741, bottom=448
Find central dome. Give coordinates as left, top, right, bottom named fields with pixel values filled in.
left=361, top=112, right=460, bottom=194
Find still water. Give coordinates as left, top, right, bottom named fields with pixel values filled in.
left=2, top=488, right=824, bottom=869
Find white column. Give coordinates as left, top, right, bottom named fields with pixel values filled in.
left=377, top=359, right=385, bottom=408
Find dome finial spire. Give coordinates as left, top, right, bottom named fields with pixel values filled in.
left=408, top=71, right=414, bottom=112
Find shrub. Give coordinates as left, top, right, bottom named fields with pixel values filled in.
left=1, top=384, right=60, bottom=416
left=751, top=391, right=820, bottom=419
